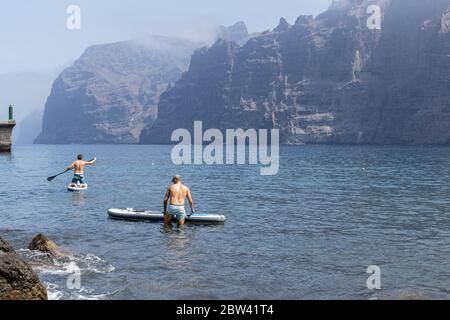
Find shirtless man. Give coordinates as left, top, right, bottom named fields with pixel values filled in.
left=66, top=154, right=97, bottom=186
left=163, top=175, right=195, bottom=226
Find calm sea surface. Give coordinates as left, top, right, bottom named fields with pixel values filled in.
left=1, top=145, right=450, bottom=300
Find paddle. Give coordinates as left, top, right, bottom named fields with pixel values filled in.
left=47, top=169, right=69, bottom=182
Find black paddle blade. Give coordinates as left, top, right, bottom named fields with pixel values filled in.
left=47, top=176, right=56, bottom=182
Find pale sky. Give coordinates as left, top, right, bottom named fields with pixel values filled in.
left=0, top=0, right=332, bottom=74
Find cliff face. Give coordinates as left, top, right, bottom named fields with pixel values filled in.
left=35, top=36, right=196, bottom=144
left=141, top=0, right=450, bottom=145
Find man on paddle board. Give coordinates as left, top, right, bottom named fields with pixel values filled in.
left=66, top=154, right=96, bottom=186
left=163, top=175, right=195, bottom=226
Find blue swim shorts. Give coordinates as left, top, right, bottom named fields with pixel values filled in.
left=72, top=174, right=85, bottom=184
left=167, top=204, right=186, bottom=221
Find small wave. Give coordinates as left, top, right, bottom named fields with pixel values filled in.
left=43, top=282, right=112, bottom=300
left=19, top=249, right=115, bottom=275
left=73, top=287, right=112, bottom=300
left=34, top=261, right=80, bottom=276
left=19, top=249, right=115, bottom=300
left=72, top=253, right=116, bottom=274
left=45, top=283, right=65, bottom=300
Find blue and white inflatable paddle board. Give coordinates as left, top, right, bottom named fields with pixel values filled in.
left=68, top=183, right=88, bottom=192
left=107, top=208, right=226, bottom=223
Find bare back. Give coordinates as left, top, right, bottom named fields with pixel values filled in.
left=167, top=183, right=191, bottom=206
left=73, top=160, right=87, bottom=174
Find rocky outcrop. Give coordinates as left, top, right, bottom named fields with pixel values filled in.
left=273, top=18, right=291, bottom=33
left=0, top=238, right=13, bottom=254
left=217, top=21, right=251, bottom=45
left=28, top=234, right=61, bottom=257
left=0, top=236, right=47, bottom=300
left=35, top=36, right=197, bottom=144
left=141, top=0, right=450, bottom=145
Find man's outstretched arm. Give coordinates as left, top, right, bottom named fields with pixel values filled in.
left=85, top=157, right=97, bottom=165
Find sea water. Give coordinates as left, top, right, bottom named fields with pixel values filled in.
left=1, top=144, right=450, bottom=300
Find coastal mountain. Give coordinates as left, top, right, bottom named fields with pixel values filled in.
left=35, top=36, right=197, bottom=144
left=34, top=22, right=251, bottom=145
left=141, top=0, right=450, bottom=145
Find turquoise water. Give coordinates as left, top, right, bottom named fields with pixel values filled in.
left=1, top=145, right=450, bottom=299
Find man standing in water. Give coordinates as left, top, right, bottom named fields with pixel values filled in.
left=66, top=154, right=96, bottom=186
left=164, top=175, right=195, bottom=226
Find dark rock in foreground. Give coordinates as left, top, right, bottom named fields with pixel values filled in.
left=0, top=236, right=47, bottom=300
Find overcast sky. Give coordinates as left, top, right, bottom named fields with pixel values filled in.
left=0, top=0, right=332, bottom=74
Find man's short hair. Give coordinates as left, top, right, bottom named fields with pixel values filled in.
left=77, top=154, right=83, bottom=160
left=172, top=175, right=182, bottom=183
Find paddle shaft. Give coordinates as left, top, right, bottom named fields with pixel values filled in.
left=47, top=170, right=69, bottom=181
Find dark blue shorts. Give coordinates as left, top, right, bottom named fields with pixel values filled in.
left=72, top=174, right=85, bottom=184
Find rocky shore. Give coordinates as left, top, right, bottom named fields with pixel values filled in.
left=0, top=236, right=47, bottom=300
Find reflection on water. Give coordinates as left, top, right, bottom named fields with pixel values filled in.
left=162, top=225, right=194, bottom=249
left=71, top=192, right=87, bottom=206
left=1, top=145, right=450, bottom=299
left=163, top=227, right=196, bottom=273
